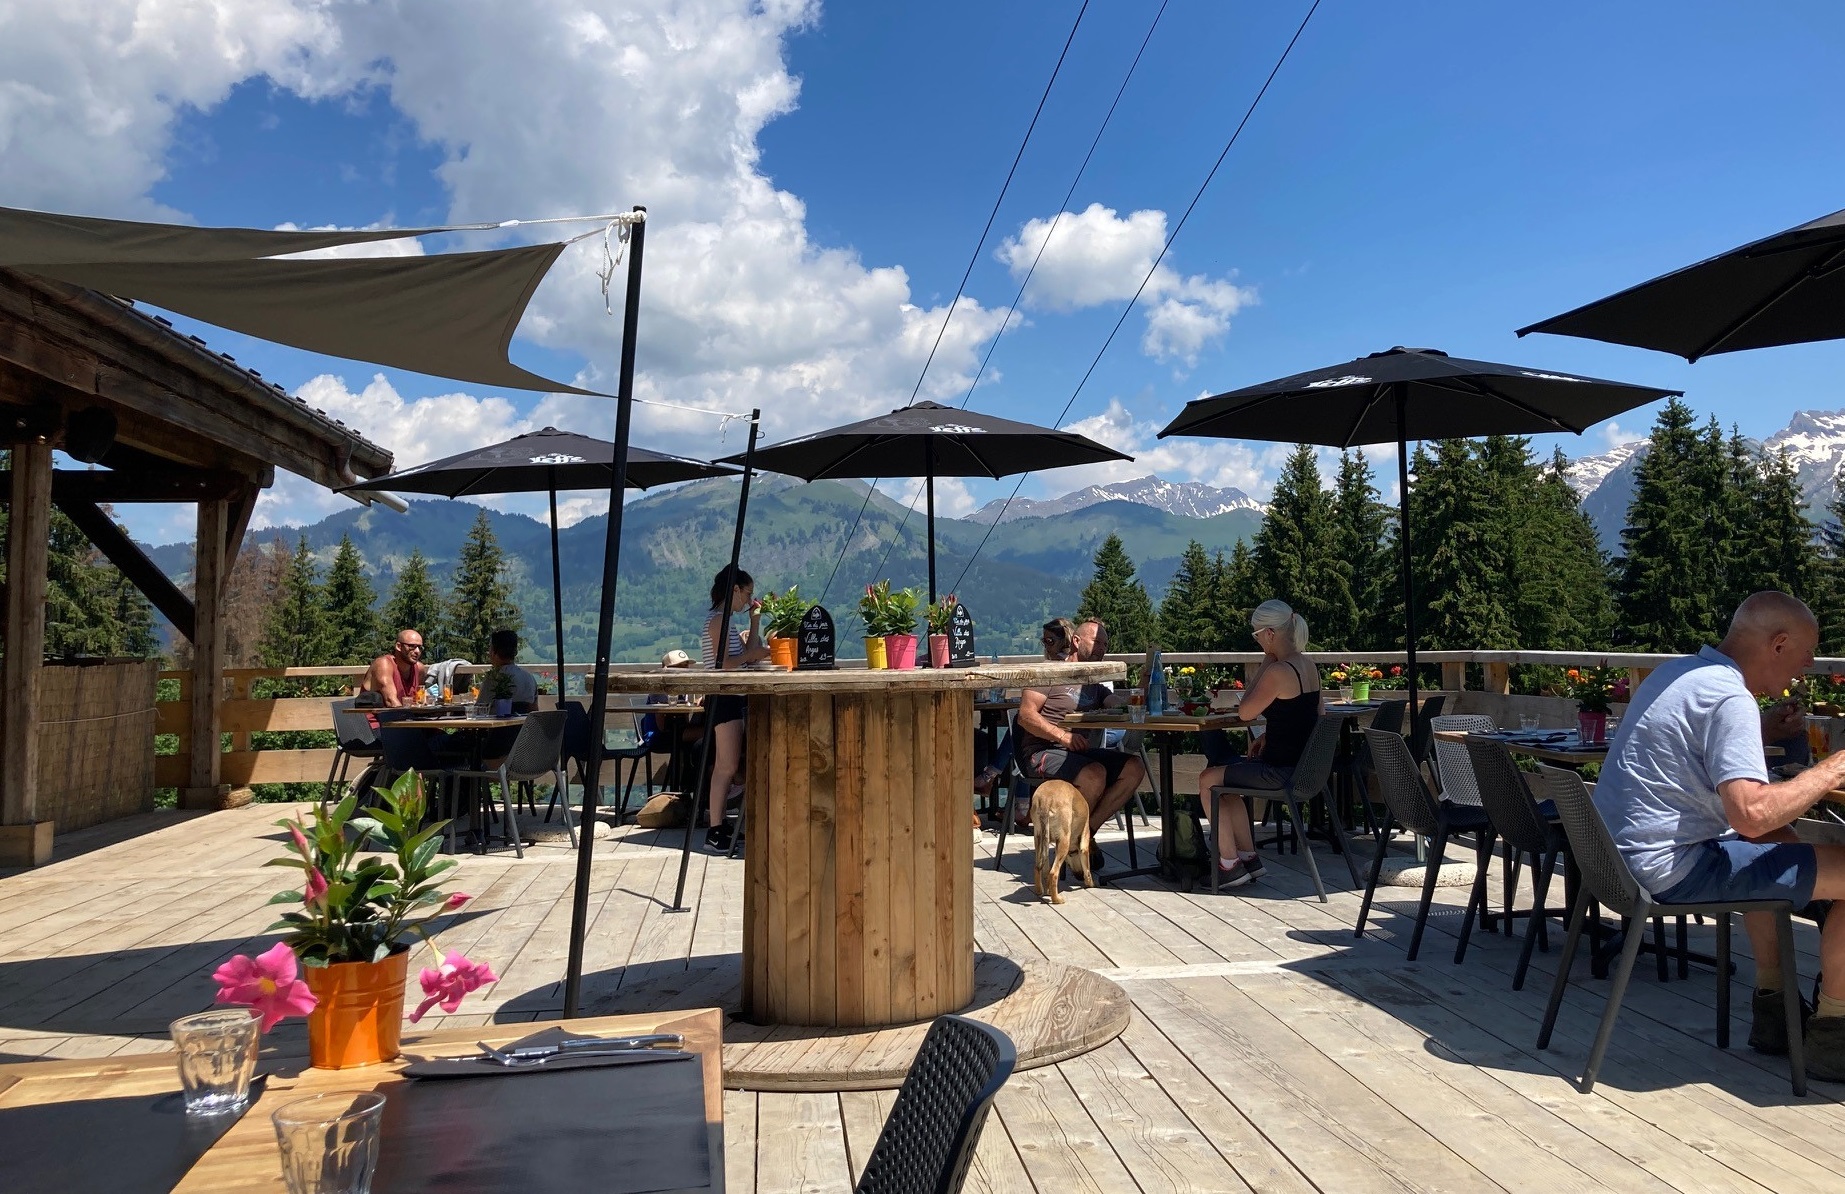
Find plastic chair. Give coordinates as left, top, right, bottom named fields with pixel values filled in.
left=445, top=710, right=570, bottom=858
left=1405, top=694, right=1448, bottom=764
left=1429, top=714, right=1496, bottom=807
left=1459, top=737, right=1575, bottom=985
left=1531, top=765, right=1806, bottom=1096
left=326, top=698, right=384, bottom=805
left=854, top=1015, right=1017, bottom=1194
left=1207, top=715, right=1347, bottom=900
left=1355, top=728, right=1492, bottom=961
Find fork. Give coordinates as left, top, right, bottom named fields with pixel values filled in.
left=478, top=1047, right=691, bottom=1068
left=475, top=1033, right=682, bottom=1062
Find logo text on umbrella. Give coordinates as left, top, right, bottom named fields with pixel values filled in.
left=1305, top=376, right=1373, bottom=388
left=528, top=453, right=588, bottom=464
left=928, top=424, right=987, bottom=434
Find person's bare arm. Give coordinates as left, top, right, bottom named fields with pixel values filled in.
left=364, top=657, right=404, bottom=708
left=707, top=610, right=770, bottom=668
left=1720, top=751, right=1845, bottom=837
left=1232, top=662, right=1286, bottom=724
left=1018, top=689, right=1085, bottom=751
left=1760, top=696, right=1803, bottom=743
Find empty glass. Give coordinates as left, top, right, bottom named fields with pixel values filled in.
left=1518, top=715, right=1540, bottom=731
left=169, top=1009, right=260, bottom=1115
left=273, top=1091, right=386, bottom=1194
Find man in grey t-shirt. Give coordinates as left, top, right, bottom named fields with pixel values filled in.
left=1595, top=592, right=1845, bottom=1077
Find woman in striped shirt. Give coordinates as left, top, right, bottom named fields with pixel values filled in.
left=701, top=565, right=769, bottom=851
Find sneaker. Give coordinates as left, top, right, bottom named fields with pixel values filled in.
left=1240, top=854, right=1267, bottom=880
left=703, top=824, right=735, bottom=853
left=1806, top=1014, right=1845, bottom=1083
left=1749, top=988, right=1812, bottom=1056
left=1215, top=859, right=1253, bottom=889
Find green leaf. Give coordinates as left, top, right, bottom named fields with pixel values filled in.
left=267, top=890, right=306, bottom=905
left=263, top=857, right=309, bottom=870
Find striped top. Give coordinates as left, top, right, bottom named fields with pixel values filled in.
left=701, top=605, right=747, bottom=668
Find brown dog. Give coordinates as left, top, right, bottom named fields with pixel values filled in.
left=1032, top=780, right=1095, bottom=904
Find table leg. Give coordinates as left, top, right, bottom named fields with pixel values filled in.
left=1092, top=730, right=1177, bottom=888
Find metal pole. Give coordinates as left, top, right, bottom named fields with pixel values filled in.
left=548, top=472, right=566, bottom=699
left=925, top=439, right=937, bottom=605
left=563, top=206, right=645, bottom=1018
left=671, top=411, right=760, bottom=912
left=1395, top=384, right=1419, bottom=743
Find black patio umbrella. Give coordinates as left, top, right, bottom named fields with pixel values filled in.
left=1517, top=206, right=1845, bottom=361
left=342, top=427, right=736, bottom=687
left=721, top=400, right=1132, bottom=600
left=1158, top=347, right=1680, bottom=734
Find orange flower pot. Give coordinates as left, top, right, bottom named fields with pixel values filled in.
left=304, top=948, right=409, bottom=1069
left=767, top=636, right=798, bottom=669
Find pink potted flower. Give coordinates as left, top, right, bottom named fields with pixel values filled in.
left=926, top=595, right=957, bottom=668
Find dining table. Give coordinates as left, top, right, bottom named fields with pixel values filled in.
left=379, top=710, right=528, bottom=852
left=0, top=1008, right=726, bottom=1193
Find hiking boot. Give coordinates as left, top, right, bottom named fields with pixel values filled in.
left=1215, top=859, right=1252, bottom=889
left=1749, top=988, right=1811, bottom=1056
left=1806, top=1014, right=1845, bottom=1083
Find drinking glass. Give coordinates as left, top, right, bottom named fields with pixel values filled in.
left=1518, top=715, right=1540, bottom=731
left=273, top=1091, right=386, bottom=1194
left=169, top=1009, right=260, bottom=1115
left=1127, top=690, right=1147, bottom=724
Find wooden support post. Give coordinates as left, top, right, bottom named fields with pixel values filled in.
left=1441, top=662, right=1467, bottom=693
left=1483, top=662, right=1511, bottom=695
left=182, top=498, right=228, bottom=810
left=0, top=441, right=53, bottom=866
left=1627, top=668, right=1648, bottom=702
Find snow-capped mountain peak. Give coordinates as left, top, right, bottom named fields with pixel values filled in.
left=969, top=475, right=1265, bottom=524
left=1560, top=439, right=1648, bottom=501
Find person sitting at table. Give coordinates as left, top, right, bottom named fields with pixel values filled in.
left=482, top=630, right=540, bottom=711
left=1016, top=617, right=1146, bottom=860
left=1195, top=599, right=1323, bottom=889
left=358, top=628, right=426, bottom=708
left=701, top=565, right=769, bottom=852
left=980, top=616, right=1129, bottom=804
left=1594, top=591, right=1845, bottom=1077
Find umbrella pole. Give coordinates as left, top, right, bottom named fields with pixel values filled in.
left=564, top=206, right=646, bottom=1018
left=925, top=441, right=937, bottom=605
left=671, top=410, right=761, bottom=912
left=549, top=474, right=566, bottom=698
left=1395, top=385, right=1419, bottom=741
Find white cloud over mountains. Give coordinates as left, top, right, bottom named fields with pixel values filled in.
left=996, top=202, right=1255, bottom=365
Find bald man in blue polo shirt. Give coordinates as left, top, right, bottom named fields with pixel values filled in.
left=1596, top=591, right=1845, bottom=1078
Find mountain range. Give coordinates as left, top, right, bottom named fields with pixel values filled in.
left=968, top=475, right=1265, bottom=523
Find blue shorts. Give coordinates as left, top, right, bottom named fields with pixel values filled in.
left=1654, top=839, right=1818, bottom=908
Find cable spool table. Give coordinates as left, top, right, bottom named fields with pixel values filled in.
left=605, top=660, right=1123, bottom=1028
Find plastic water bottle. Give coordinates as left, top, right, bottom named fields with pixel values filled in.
left=1146, top=650, right=1167, bottom=716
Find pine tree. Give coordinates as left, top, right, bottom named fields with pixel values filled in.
left=1327, top=449, right=1389, bottom=650
left=1249, top=444, right=1338, bottom=646
left=1075, top=534, right=1157, bottom=652
left=259, top=537, right=332, bottom=667
left=1745, top=447, right=1816, bottom=603
left=1214, top=540, right=1259, bottom=646
left=1411, top=439, right=1514, bottom=650
left=440, top=510, right=522, bottom=663
left=222, top=536, right=291, bottom=668
left=1618, top=398, right=1724, bottom=651
left=1817, top=462, right=1845, bottom=654
left=1157, top=541, right=1219, bottom=651
left=321, top=535, right=381, bottom=665
left=1514, top=448, right=1615, bottom=648
left=382, top=548, right=444, bottom=656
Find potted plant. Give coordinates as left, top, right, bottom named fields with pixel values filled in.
left=858, top=582, right=892, bottom=668
left=1348, top=664, right=1383, bottom=703
left=486, top=667, right=515, bottom=717
left=211, top=773, right=491, bottom=1068
left=760, top=587, right=806, bottom=668
left=1566, top=666, right=1618, bottom=743
left=881, top=585, right=922, bottom=669
left=925, top=594, right=958, bottom=668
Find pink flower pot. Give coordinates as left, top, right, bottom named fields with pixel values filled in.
left=928, top=634, right=950, bottom=668
left=884, top=633, right=918, bottom=670
left=1577, top=710, right=1607, bottom=744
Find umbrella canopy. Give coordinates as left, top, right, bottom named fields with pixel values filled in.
left=1158, top=347, right=1679, bottom=733
left=725, top=400, right=1132, bottom=599
left=1516, top=206, right=1845, bottom=361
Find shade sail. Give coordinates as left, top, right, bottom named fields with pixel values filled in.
left=341, top=427, right=736, bottom=496
left=0, top=204, right=445, bottom=265
left=25, top=246, right=599, bottom=395
left=1516, top=206, right=1845, bottom=361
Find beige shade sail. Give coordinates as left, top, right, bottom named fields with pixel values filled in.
left=0, top=204, right=447, bottom=265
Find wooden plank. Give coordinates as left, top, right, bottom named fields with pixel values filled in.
left=1060, top=1036, right=1257, bottom=1193
left=909, top=689, right=938, bottom=1020
left=782, top=692, right=813, bottom=1024
left=990, top=1063, right=1140, bottom=1194
left=604, top=659, right=1124, bottom=697
left=55, top=497, right=195, bottom=641
left=834, top=693, right=866, bottom=1026
left=754, top=1091, right=850, bottom=1194
left=885, top=693, right=917, bottom=1022
left=724, top=1089, right=757, bottom=1194
left=743, top=695, right=765, bottom=1015
left=860, top=691, right=891, bottom=1026
left=155, top=747, right=340, bottom=788
left=809, top=690, right=838, bottom=1026
left=2, top=439, right=50, bottom=829
left=183, top=497, right=226, bottom=807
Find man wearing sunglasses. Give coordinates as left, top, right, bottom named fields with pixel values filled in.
left=360, top=629, right=428, bottom=708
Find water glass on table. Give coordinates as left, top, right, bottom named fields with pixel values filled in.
left=273, top=1091, right=387, bottom=1194
left=1127, top=689, right=1146, bottom=723
left=1518, top=714, right=1540, bottom=731
left=168, top=1009, right=260, bottom=1115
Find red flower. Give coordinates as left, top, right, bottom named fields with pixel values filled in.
left=1389, top=666, right=1402, bottom=676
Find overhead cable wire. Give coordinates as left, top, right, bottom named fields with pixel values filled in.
left=946, top=0, right=1324, bottom=595
left=818, top=0, right=1091, bottom=604
left=875, top=0, right=1172, bottom=580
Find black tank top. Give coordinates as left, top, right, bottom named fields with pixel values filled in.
left=1261, top=659, right=1321, bottom=768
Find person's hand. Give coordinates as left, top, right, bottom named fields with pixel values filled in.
left=1761, top=697, right=1803, bottom=743
left=1066, top=730, right=1088, bottom=751
left=1248, top=733, right=1266, bottom=759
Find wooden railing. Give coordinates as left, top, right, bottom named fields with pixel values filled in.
left=157, top=650, right=1845, bottom=791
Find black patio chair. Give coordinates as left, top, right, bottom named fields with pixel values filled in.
left=1345, top=698, right=1405, bottom=838
left=326, top=697, right=384, bottom=805
left=854, top=1015, right=1017, bottom=1194
left=445, top=710, right=570, bottom=858
left=1532, top=764, right=1806, bottom=1096
left=1355, top=727, right=1492, bottom=961
left=1208, top=715, right=1347, bottom=900
left=1405, top=693, right=1447, bottom=764
left=1460, top=737, right=1576, bottom=987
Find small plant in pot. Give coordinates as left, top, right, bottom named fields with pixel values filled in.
left=1565, top=666, right=1619, bottom=744
left=759, top=587, right=806, bottom=668
left=210, top=773, right=492, bottom=1068
left=925, top=594, right=957, bottom=667
left=878, top=585, right=922, bottom=669
left=859, top=581, right=893, bottom=668
left=486, top=667, right=515, bottom=717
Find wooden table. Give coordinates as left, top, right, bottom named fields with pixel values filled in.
left=0, top=1008, right=725, bottom=1192
left=606, top=662, right=1121, bottom=1028
left=1067, top=710, right=1241, bottom=889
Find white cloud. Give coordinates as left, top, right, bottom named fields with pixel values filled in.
left=268, top=221, right=428, bottom=259
left=1054, top=397, right=1293, bottom=496
left=874, top=475, right=976, bottom=520
left=1600, top=419, right=1646, bottom=451
left=996, top=203, right=1255, bottom=365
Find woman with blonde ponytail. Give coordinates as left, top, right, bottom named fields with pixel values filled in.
left=1197, top=598, right=1323, bottom=888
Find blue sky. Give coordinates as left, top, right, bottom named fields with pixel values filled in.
left=4, top=0, right=1844, bottom=545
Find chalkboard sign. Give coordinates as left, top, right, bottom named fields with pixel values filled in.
left=796, top=604, right=836, bottom=670
left=947, top=601, right=977, bottom=667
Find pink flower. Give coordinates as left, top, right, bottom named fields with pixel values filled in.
left=212, top=942, right=316, bottom=1032
left=287, top=821, right=314, bottom=861
left=303, top=867, right=328, bottom=906
left=442, top=892, right=472, bottom=912
left=408, top=952, right=498, bottom=1023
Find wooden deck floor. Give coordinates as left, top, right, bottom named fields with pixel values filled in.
left=4, top=802, right=1844, bottom=1193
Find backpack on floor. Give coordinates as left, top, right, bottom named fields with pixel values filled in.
left=1159, top=792, right=1213, bottom=888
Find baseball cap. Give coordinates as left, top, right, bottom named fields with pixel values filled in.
left=661, top=649, right=693, bottom=668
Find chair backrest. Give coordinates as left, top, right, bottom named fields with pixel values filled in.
left=1285, top=716, right=1342, bottom=800
left=330, top=698, right=378, bottom=751
left=505, top=709, right=570, bottom=780
left=560, top=701, right=593, bottom=765
left=1429, top=715, right=1496, bottom=806
left=1406, top=694, right=1448, bottom=761
left=1363, top=727, right=1443, bottom=837
left=1369, top=700, right=1406, bottom=737
left=855, top=1015, right=1017, bottom=1194
left=1533, top=764, right=1643, bottom=917
left=378, top=726, right=439, bottom=774
left=1463, top=738, right=1557, bottom=856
